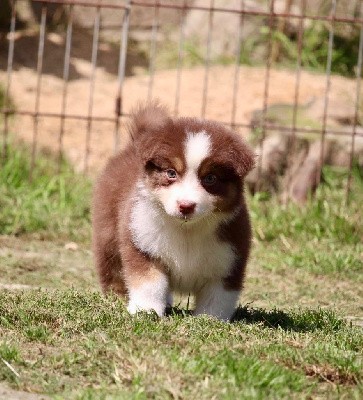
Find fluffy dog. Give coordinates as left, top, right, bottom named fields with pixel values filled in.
left=92, top=103, right=255, bottom=320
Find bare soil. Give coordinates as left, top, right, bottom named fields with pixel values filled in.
left=0, top=30, right=358, bottom=174
left=0, top=383, right=49, bottom=400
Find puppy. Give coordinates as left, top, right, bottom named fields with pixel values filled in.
left=92, top=103, right=255, bottom=320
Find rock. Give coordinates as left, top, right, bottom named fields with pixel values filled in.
left=305, top=0, right=359, bottom=21
left=288, top=140, right=331, bottom=204
left=72, top=0, right=194, bottom=42
left=64, top=242, right=79, bottom=251
left=247, top=91, right=363, bottom=202
left=306, top=96, right=358, bottom=128
left=246, top=133, right=291, bottom=193
left=327, top=129, right=363, bottom=168
left=183, top=0, right=301, bottom=60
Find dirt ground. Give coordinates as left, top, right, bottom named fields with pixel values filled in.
left=0, top=383, right=49, bottom=400
left=0, top=29, right=359, bottom=174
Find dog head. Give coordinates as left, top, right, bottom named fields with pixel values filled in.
left=130, top=103, right=256, bottom=223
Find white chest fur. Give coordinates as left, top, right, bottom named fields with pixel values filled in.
left=128, top=189, right=236, bottom=293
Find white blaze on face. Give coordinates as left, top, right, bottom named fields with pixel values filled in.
left=156, top=131, right=214, bottom=219
left=184, top=131, right=211, bottom=171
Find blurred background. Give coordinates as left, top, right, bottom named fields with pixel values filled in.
left=1, top=0, right=362, bottom=202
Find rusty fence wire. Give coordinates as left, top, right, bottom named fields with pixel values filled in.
left=1, top=0, right=362, bottom=202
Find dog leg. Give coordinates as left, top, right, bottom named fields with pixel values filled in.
left=194, top=281, right=240, bottom=321
left=126, top=267, right=170, bottom=317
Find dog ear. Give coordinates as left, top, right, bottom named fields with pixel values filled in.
left=128, top=101, right=173, bottom=140
left=212, top=130, right=256, bottom=179
left=234, top=139, right=256, bottom=178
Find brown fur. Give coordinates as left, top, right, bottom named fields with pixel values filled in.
left=92, top=102, right=255, bottom=309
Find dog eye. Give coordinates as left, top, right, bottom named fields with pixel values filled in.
left=202, top=174, right=217, bottom=186
left=166, top=169, right=177, bottom=180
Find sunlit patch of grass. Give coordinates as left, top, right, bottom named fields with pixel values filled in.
left=0, top=290, right=362, bottom=398
left=250, top=166, right=363, bottom=245
left=0, top=144, right=91, bottom=241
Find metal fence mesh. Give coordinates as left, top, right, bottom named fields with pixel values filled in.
left=1, top=0, right=362, bottom=201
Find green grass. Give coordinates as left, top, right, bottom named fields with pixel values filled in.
left=250, top=21, right=362, bottom=78
left=0, top=291, right=362, bottom=399
left=0, top=145, right=362, bottom=398
left=0, top=144, right=91, bottom=241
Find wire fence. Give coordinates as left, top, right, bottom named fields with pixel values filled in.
left=1, top=0, right=362, bottom=202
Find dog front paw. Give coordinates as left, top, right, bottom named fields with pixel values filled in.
left=127, top=301, right=166, bottom=317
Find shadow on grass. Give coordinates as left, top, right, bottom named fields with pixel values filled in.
left=167, top=305, right=344, bottom=333
left=232, top=306, right=345, bottom=332
left=165, top=306, right=193, bottom=318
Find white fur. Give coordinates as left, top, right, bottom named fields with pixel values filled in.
left=130, top=184, right=236, bottom=294
left=156, top=170, right=214, bottom=219
left=184, top=131, right=211, bottom=171
left=155, top=131, right=214, bottom=219
left=194, top=282, right=240, bottom=321
left=127, top=274, right=169, bottom=317
left=166, top=292, right=173, bottom=308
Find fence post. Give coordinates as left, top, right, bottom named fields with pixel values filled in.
left=114, top=0, right=132, bottom=153
left=2, top=0, right=15, bottom=165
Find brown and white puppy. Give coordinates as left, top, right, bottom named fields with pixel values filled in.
left=92, top=103, right=255, bottom=320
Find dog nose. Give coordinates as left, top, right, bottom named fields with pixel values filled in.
left=177, top=200, right=196, bottom=216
